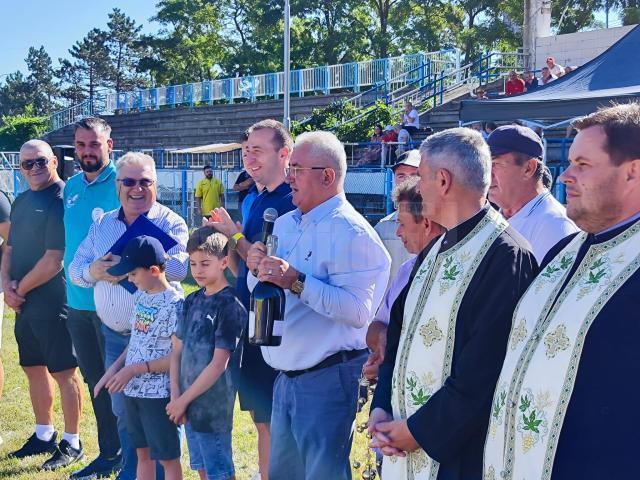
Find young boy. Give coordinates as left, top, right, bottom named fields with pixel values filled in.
left=94, top=235, right=183, bottom=480
left=166, top=227, right=245, bottom=480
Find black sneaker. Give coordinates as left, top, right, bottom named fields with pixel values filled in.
left=8, top=432, right=58, bottom=459
left=42, top=439, right=84, bottom=471
left=69, top=452, right=122, bottom=479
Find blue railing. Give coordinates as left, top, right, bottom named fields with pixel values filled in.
left=48, top=50, right=461, bottom=132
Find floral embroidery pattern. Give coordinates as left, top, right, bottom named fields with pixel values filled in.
left=410, top=449, right=429, bottom=473
left=535, top=253, right=574, bottom=293
left=419, top=317, right=443, bottom=348
left=543, top=324, right=570, bottom=358
left=439, top=252, right=468, bottom=294
left=516, top=388, right=550, bottom=454
left=492, top=389, right=507, bottom=421
left=577, top=255, right=612, bottom=299
left=411, top=259, right=433, bottom=291
left=406, top=371, right=436, bottom=410
left=510, top=318, right=528, bottom=350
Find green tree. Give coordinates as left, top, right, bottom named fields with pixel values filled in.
left=0, top=106, right=49, bottom=150
left=106, top=8, right=148, bottom=91
left=0, top=72, right=33, bottom=116
left=25, top=46, right=59, bottom=114
left=63, top=28, right=113, bottom=102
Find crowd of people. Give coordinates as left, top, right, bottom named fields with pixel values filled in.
left=0, top=100, right=638, bottom=480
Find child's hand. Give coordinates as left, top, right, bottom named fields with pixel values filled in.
left=166, top=396, right=188, bottom=424
left=94, top=371, right=112, bottom=398
left=106, top=365, right=138, bottom=393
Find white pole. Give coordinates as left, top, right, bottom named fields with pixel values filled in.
left=283, top=0, right=291, bottom=129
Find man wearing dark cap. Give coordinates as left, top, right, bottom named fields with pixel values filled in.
left=488, top=125, right=578, bottom=262
left=374, top=150, right=420, bottom=285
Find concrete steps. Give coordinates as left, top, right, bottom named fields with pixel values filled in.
left=44, top=93, right=353, bottom=151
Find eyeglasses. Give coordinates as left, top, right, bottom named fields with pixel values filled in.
left=285, top=166, right=328, bottom=178
left=21, top=157, right=49, bottom=171
left=117, top=178, right=155, bottom=188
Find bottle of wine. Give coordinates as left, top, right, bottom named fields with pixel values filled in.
left=249, top=235, right=285, bottom=346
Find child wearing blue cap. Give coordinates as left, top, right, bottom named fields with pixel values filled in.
left=94, top=235, right=183, bottom=480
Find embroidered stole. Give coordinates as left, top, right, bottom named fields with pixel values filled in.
left=384, top=209, right=508, bottom=480
left=484, top=221, right=640, bottom=480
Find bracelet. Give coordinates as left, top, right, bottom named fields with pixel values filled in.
left=145, top=361, right=151, bottom=373
left=232, top=232, right=245, bottom=242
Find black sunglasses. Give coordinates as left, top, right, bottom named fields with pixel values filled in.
left=21, top=157, right=49, bottom=171
left=117, top=178, right=155, bottom=188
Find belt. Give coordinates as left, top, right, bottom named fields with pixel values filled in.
left=282, top=348, right=368, bottom=378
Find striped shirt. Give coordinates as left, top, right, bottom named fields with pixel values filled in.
left=68, top=202, right=189, bottom=333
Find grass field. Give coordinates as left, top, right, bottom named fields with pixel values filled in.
left=0, top=281, right=372, bottom=479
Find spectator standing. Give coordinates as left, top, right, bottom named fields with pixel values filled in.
left=207, top=119, right=295, bottom=480
left=4, top=140, right=84, bottom=470
left=167, top=228, right=245, bottom=480
left=505, top=70, right=525, bottom=96
left=540, top=66, right=557, bottom=85
left=374, top=151, right=420, bottom=285
left=546, top=56, right=565, bottom=77
left=395, top=124, right=412, bottom=157
left=195, top=165, right=225, bottom=220
left=524, top=71, right=539, bottom=92
left=246, top=131, right=390, bottom=479
left=488, top=125, right=579, bottom=263
left=401, top=102, right=420, bottom=135
left=64, top=117, right=123, bottom=479
left=69, top=152, right=188, bottom=480
left=95, top=236, right=183, bottom=480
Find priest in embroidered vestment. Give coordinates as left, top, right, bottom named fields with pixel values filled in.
left=483, top=104, right=640, bottom=480
left=369, top=128, right=538, bottom=480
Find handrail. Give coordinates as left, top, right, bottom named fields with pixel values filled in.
left=48, top=49, right=461, bottom=133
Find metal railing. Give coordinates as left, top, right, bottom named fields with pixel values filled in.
left=48, top=50, right=462, bottom=133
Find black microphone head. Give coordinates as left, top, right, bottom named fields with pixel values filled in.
left=263, top=208, right=278, bottom=223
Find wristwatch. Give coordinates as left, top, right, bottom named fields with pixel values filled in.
left=290, top=272, right=306, bottom=296
left=229, top=232, right=245, bottom=250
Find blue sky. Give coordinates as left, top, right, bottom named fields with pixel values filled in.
left=0, top=0, right=159, bottom=77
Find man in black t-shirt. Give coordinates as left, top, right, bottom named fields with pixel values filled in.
left=2, top=140, right=84, bottom=471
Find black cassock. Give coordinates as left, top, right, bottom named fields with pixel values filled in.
left=372, top=206, right=538, bottom=480
left=536, top=215, right=640, bottom=479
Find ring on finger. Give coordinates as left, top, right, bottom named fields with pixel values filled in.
left=268, top=269, right=273, bottom=275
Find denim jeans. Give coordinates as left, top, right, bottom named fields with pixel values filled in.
left=66, top=309, right=120, bottom=457
left=269, top=352, right=366, bottom=480
left=102, top=324, right=165, bottom=480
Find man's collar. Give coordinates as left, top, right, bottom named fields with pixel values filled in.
left=440, top=204, right=491, bottom=250
left=293, top=193, right=345, bottom=226
left=83, top=161, right=115, bottom=185
left=117, top=202, right=158, bottom=224
left=592, top=210, right=640, bottom=243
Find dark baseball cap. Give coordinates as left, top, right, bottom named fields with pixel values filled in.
left=487, top=125, right=544, bottom=158
left=107, top=235, right=167, bottom=276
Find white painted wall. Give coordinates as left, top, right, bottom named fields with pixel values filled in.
left=535, top=25, right=637, bottom=69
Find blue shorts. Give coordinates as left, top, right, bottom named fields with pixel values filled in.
left=185, top=423, right=234, bottom=480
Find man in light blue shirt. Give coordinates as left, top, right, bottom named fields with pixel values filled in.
left=63, top=118, right=122, bottom=480
left=247, top=131, right=391, bottom=479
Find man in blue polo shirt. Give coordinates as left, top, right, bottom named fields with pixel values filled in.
left=208, top=119, right=295, bottom=480
left=63, top=117, right=122, bottom=479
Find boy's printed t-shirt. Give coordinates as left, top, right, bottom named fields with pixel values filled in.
left=176, top=286, right=245, bottom=433
left=125, top=287, right=183, bottom=398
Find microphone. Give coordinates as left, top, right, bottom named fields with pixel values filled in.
left=261, top=208, right=278, bottom=244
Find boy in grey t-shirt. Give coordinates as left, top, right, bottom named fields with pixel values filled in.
left=94, top=236, right=183, bottom=480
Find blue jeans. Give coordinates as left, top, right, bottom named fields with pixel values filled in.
left=102, top=324, right=165, bottom=480
left=185, top=424, right=234, bottom=480
left=269, top=352, right=366, bottom=480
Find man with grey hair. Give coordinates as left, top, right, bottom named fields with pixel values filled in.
left=64, top=116, right=122, bottom=479
left=246, top=130, right=391, bottom=479
left=70, top=152, right=188, bottom=480
left=369, top=128, right=537, bottom=480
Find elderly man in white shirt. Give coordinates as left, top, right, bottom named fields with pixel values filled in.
left=488, top=125, right=579, bottom=263
left=246, top=131, right=390, bottom=480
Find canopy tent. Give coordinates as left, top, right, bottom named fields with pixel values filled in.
left=172, top=142, right=241, bottom=154
left=460, top=25, right=640, bottom=123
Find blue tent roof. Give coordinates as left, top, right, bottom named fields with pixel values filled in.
left=460, top=25, right=640, bottom=122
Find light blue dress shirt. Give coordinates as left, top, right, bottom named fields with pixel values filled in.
left=249, top=193, right=391, bottom=371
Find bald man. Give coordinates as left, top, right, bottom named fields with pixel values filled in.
left=3, top=140, right=84, bottom=470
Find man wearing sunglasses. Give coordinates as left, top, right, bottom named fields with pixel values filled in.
left=69, top=151, right=188, bottom=480
left=64, top=117, right=123, bottom=479
left=3, top=140, right=84, bottom=470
